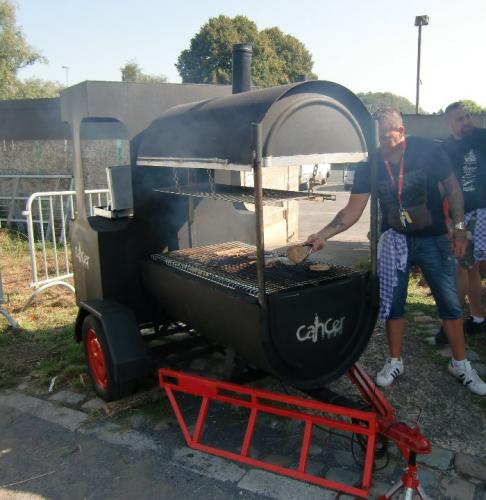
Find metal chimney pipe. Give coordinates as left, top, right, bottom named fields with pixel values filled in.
left=232, top=43, right=252, bottom=94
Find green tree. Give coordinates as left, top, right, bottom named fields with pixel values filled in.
left=261, top=27, right=317, bottom=84
left=0, top=0, right=45, bottom=99
left=14, top=77, right=63, bottom=98
left=459, top=99, right=485, bottom=114
left=121, top=61, right=167, bottom=83
left=357, top=92, right=426, bottom=114
left=176, top=15, right=316, bottom=87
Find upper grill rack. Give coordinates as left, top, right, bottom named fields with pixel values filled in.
left=151, top=241, right=361, bottom=297
left=154, top=183, right=336, bottom=207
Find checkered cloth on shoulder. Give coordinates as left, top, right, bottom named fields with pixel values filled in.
left=465, top=208, right=486, bottom=262
left=378, top=229, right=408, bottom=320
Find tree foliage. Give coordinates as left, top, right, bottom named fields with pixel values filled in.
left=13, top=78, right=63, bottom=98
left=121, top=61, right=167, bottom=83
left=459, top=99, right=485, bottom=114
left=357, top=92, right=425, bottom=114
left=0, top=0, right=44, bottom=98
left=176, top=15, right=317, bottom=87
left=0, top=0, right=63, bottom=100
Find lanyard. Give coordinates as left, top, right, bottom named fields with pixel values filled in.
left=383, top=141, right=406, bottom=206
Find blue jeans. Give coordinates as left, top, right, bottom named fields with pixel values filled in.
left=389, top=234, right=462, bottom=320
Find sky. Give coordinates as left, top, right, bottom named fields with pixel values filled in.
left=15, top=0, right=486, bottom=113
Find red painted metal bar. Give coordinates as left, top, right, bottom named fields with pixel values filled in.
left=298, top=420, right=313, bottom=473
left=193, top=396, right=209, bottom=443
left=164, top=386, right=193, bottom=446
left=348, top=364, right=431, bottom=458
left=241, top=406, right=257, bottom=457
left=348, top=364, right=394, bottom=420
left=160, top=370, right=376, bottom=432
left=159, top=368, right=378, bottom=498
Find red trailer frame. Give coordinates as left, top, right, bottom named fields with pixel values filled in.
left=159, top=365, right=431, bottom=498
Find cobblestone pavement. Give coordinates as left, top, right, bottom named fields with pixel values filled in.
left=3, top=322, right=486, bottom=500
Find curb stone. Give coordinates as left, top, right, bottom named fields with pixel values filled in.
left=418, top=446, right=454, bottom=471
left=49, top=389, right=86, bottom=405
left=454, top=453, right=486, bottom=482
left=440, top=475, right=475, bottom=500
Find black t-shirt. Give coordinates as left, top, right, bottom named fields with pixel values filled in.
left=352, top=136, right=452, bottom=236
left=442, top=127, right=486, bottom=213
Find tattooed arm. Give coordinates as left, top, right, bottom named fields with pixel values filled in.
left=306, top=193, right=370, bottom=251
left=442, top=173, right=464, bottom=225
left=441, top=173, right=467, bottom=258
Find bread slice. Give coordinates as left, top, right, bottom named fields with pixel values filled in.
left=287, top=245, right=310, bottom=263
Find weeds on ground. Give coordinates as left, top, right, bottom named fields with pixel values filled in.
left=1, top=227, right=485, bottom=406
left=0, top=229, right=83, bottom=394
left=413, top=270, right=485, bottom=353
left=406, top=268, right=486, bottom=386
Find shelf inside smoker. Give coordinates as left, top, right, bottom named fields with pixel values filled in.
left=150, top=242, right=361, bottom=298
left=154, top=183, right=336, bottom=206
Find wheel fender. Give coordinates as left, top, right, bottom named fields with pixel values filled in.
left=77, top=299, right=149, bottom=382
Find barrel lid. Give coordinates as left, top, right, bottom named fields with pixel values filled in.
left=137, top=80, right=373, bottom=171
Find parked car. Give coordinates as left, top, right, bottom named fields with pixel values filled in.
left=343, top=163, right=358, bottom=191
left=299, top=163, right=331, bottom=191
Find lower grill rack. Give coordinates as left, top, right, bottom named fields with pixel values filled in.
left=151, top=242, right=361, bottom=297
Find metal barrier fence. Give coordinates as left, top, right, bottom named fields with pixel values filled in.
left=0, top=173, right=74, bottom=230
left=0, top=270, right=18, bottom=328
left=21, top=189, right=109, bottom=309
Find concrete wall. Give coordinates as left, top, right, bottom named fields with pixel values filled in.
left=403, top=113, right=486, bottom=139
left=0, top=139, right=71, bottom=178
left=0, top=138, right=130, bottom=225
left=0, top=138, right=130, bottom=193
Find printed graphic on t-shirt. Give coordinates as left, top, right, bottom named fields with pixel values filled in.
left=462, top=149, right=478, bottom=192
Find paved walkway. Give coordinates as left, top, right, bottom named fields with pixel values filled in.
left=2, top=368, right=485, bottom=499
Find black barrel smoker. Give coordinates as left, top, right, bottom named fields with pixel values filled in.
left=63, top=69, right=379, bottom=401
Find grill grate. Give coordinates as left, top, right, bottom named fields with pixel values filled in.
left=151, top=242, right=361, bottom=297
left=154, top=183, right=335, bottom=207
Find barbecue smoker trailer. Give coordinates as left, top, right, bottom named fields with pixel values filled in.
left=63, top=76, right=379, bottom=401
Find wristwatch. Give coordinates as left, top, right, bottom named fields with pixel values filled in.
left=454, top=221, right=466, bottom=230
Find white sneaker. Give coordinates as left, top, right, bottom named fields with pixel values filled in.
left=376, top=358, right=404, bottom=387
left=448, top=360, right=486, bottom=396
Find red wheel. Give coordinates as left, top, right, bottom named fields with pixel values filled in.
left=82, top=315, right=134, bottom=401
left=85, top=327, right=108, bottom=389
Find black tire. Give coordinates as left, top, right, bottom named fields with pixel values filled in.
left=82, top=314, right=135, bottom=402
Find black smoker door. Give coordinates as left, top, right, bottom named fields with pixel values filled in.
left=266, top=272, right=377, bottom=389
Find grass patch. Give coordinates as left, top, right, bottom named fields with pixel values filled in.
left=1, top=227, right=485, bottom=408
left=406, top=271, right=436, bottom=312
left=0, top=229, right=83, bottom=393
left=353, top=257, right=371, bottom=271
left=406, top=267, right=486, bottom=378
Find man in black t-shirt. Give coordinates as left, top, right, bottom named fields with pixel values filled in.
left=435, top=102, right=486, bottom=343
left=306, top=107, right=486, bottom=395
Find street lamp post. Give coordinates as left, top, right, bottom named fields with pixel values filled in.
left=414, top=15, right=429, bottom=115
left=61, top=66, right=69, bottom=87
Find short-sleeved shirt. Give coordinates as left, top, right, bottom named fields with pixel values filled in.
left=442, top=127, right=486, bottom=213
left=352, top=136, right=452, bottom=237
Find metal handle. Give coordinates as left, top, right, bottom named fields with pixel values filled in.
left=252, top=122, right=266, bottom=309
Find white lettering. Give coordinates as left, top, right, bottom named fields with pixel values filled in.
left=75, top=244, right=90, bottom=269
left=295, top=314, right=345, bottom=343
left=462, top=149, right=478, bottom=192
